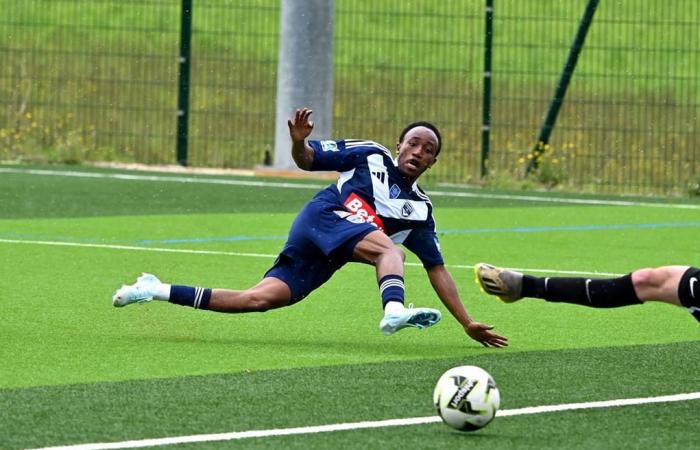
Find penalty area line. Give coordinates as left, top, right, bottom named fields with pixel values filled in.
left=29, top=392, right=700, bottom=450
left=0, top=238, right=622, bottom=277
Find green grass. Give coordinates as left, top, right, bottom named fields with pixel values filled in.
left=1, top=164, right=699, bottom=449
left=3, top=343, right=699, bottom=449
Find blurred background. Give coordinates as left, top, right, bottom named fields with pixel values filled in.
left=1, top=0, right=698, bottom=196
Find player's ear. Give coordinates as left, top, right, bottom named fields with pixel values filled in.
left=395, top=141, right=402, bottom=155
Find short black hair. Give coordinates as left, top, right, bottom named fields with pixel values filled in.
left=398, top=121, right=442, bottom=156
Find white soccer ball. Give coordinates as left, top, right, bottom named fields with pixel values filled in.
left=433, top=365, right=500, bottom=431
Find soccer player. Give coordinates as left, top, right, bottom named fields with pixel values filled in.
left=475, top=263, right=700, bottom=322
left=113, top=108, right=508, bottom=348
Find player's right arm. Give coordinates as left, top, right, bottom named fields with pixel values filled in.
left=288, top=107, right=315, bottom=170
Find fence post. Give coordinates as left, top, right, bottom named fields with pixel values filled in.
left=481, top=0, right=494, bottom=178
left=176, top=0, right=193, bottom=166
left=526, top=0, right=599, bottom=174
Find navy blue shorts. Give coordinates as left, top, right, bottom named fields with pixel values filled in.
left=264, top=198, right=377, bottom=303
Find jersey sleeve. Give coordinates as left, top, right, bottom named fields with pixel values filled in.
left=308, top=139, right=369, bottom=172
left=402, top=222, right=444, bottom=269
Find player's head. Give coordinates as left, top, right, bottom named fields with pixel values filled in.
left=396, top=121, right=441, bottom=182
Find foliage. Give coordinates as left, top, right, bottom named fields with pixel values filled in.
left=0, top=0, right=698, bottom=195
left=0, top=110, right=120, bottom=164
left=689, top=175, right=700, bottom=197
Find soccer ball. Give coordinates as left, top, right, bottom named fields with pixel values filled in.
left=433, top=365, right=500, bottom=431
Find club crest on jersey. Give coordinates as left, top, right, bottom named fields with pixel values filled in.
left=401, top=201, right=414, bottom=217
left=389, top=184, right=401, bottom=199
left=320, top=140, right=339, bottom=152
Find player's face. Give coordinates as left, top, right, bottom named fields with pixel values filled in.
left=396, top=126, right=439, bottom=182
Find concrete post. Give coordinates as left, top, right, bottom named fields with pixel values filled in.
left=273, top=0, right=334, bottom=169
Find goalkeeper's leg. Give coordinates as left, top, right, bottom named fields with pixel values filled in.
left=477, top=263, right=699, bottom=322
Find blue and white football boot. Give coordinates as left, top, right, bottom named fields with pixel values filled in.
left=112, top=273, right=161, bottom=307
left=379, top=305, right=442, bottom=336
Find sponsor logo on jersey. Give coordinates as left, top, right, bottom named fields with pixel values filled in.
left=320, top=140, right=339, bottom=152
left=389, top=184, right=401, bottom=199
left=401, top=201, right=414, bottom=217
left=343, top=192, right=385, bottom=231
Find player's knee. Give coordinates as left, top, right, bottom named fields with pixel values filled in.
left=631, top=268, right=664, bottom=292
left=390, top=245, right=406, bottom=262
left=376, top=245, right=404, bottom=264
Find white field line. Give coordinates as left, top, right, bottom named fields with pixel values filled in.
left=0, top=238, right=622, bottom=277
left=29, top=392, right=700, bottom=450
left=2, top=167, right=699, bottom=209
left=0, top=168, right=327, bottom=190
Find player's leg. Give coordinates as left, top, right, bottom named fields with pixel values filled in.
left=476, top=263, right=700, bottom=322
left=112, top=273, right=292, bottom=312
left=476, top=263, right=641, bottom=307
left=353, top=230, right=441, bottom=335
left=634, top=266, right=699, bottom=322
left=208, top=277, right=291, bottom=312
left=629, top=266, right=688, bottom=304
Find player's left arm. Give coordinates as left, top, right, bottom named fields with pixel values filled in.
left=426, top=264, right=508, bottom=348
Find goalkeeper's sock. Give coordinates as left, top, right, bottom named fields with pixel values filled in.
left=522, top=274, right=642, bottom=308
left=678, top=267, right=700, bottom=322
left=168, top=285, right=212, bottom=310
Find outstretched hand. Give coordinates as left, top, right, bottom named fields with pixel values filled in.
left=287, top=107, right=314, bottom=143
left=465, top=322, right=508, bottom=348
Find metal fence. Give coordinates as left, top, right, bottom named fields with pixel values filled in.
left=0, top=0, right=698, bottom=196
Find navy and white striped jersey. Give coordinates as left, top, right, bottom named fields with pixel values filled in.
left=308, top=138, right=444, bottom=268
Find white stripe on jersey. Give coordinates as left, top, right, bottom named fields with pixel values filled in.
left=367, top=154, right=428, bottom=221
left=414, top=189, right=430, bottom=201
left=337, top=168, right=356, bottom=193
left=345, top=140, right=392, bottom=157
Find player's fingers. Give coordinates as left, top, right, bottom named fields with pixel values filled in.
left=483, top=339, right=505, bottom=348
left=490, top=338, right=508, bottom=348
left=490, top=332, right=508, bottom=341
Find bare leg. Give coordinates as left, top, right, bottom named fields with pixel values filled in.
left=631, top=265, right=689, bottom=306
left=352, top=230, right=405, bottom=281
left=208, top=277, right=292, bottom=313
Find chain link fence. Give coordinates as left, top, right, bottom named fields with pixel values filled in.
left=0, top=0, right=698, bottom=195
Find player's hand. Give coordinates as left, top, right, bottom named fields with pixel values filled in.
left=465, top=322, right=508, bottom=348
left=287, top=107, right=314, bottom=143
